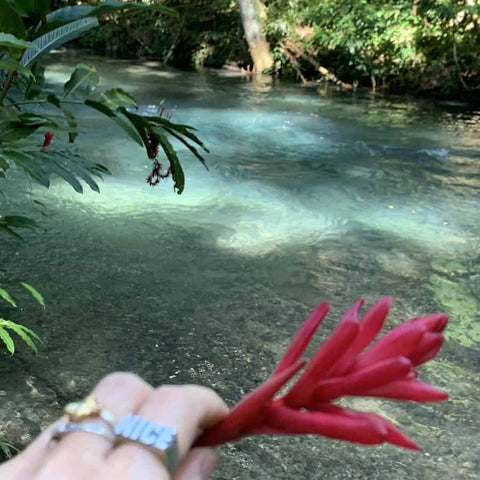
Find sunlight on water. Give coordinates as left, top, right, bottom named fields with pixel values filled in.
left=35, top=60, right=478, bottom=257
left=36, top=171, right=469, bottom=257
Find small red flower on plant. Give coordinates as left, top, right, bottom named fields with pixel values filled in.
left=42, top=132, right=54, bottom=149
left=196, top=297, right=448, bottom=450
left=146, top=160, right=171, bottom=186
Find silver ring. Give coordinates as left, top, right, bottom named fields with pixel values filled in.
left=115, top=414, right=179, bottom=472
left=51, top=421, right=115, bottom=443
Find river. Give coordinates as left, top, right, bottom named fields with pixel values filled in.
left=1, top=50, right=479, bottom=479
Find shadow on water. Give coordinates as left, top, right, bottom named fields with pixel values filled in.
left=1, top=50, right=480, bottom=479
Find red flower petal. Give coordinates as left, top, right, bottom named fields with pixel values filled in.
left=330, top=296, right=392, bottom=376
left=407, top=313, right=449, bottom=333
left=267, top=405, right=388, bottom=445
left=408, top=333, right=444, bottom=367
left=380, top=419, right=421, bottom=450
left=308, top=405, right=420, bottom=450
left=355, top=323, right=425, bottom=369
left=313, top=356, right=412, bottom=401
left=351, top=411, right=421, bottom=450
left=283, top=314, right=359, bottom=407
left=363, top=380, right=449, bottom=402
left=272, top=302, right=329, bottom=376
left=42, top=132, right=54, bottom=149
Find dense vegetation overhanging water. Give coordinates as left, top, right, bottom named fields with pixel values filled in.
left=1, top=51, right=480, bottom=479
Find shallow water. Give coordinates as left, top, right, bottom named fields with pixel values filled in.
left=1, top=51, right=480, bottom=479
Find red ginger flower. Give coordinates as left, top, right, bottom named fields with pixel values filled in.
left=196, top=297, right=449, bottom=450
left=42, top=132, right=54, bottom=149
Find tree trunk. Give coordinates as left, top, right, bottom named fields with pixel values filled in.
left=237, top=0, right=273, bottom=72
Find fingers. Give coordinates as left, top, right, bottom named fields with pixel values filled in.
left=108, top=384, right=229, bottom=476
left=36, top=372, right=153, bottom=480
left=0, top=422, right=61, bottom=480
left=173, top=448, right=220, bottom=480
left=0, top=376, right=228, bottom=480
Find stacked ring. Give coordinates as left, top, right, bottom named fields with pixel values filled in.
left=52, top=395, right=179, bottom=472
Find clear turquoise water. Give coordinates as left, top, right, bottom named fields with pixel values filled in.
left=1, top=51, right=479, bottom=479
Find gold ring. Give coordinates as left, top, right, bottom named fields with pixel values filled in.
left=64, top=395, right=116, bottom=429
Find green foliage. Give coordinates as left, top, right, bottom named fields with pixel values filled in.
left=0, top=0, right=26, bottom=39
left=0, top=215, right=38, bottom=240
left=63, top=63, right=99, bottom=97
left=21, top=17, right=100, bottom=66
left=77, top=0, right=480, bottom=92
left=0, top=0, right=210, bottom=364
left=79, top=0, right=249, bottom=69
left=0, top=441, right=18, bottom=460
left=264, top=0, right=480, bottom=92
left=0, top=318, right=41, bottom=354
left=0, top=58, right=33, bottom=77
left=0, top=282, right=43, bottom=354
left=0, top=33, right=35, bottom=50
left=0, top=20, right=208, bottom=199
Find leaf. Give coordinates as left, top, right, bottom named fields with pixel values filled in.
left=118, top=108, right=150, bottom=147
left=0, top=59, right=34, bottom=78
left=41, top=1, right=177, bottom=35
left=0, top=441, right=18, bottom=459
left=0, top=225, right=23, bottom=240
left=0, top=121, right=41, bottom=142
left=146, top=116, right=209, bottom=170
left=63, top=63, right=99, bottom=98
left=0, top=318, right=41, bottom=354
left=1, top=149, right=50, bottom=187
left=84, top=99, right=143, bottom=146
left=25, top=62, right=45, bottom=100
left=118, top=110, right=192, bottom=190
left=0, top=327, right=15, bottom=354
left=20, top=282, right=45, bottom=308
left=62, top=107, right=78, bottom=143
left=44, top=5, right=94, bottom=25
left=21, top=17, right=99, bottom=67
left=0, top=33, right=36, bottom=50
left=0, top=154, right=9, bottom=171
left=6, top=322, right=41, bottom=353
left=10, top=148, right=109, bottom=194
left=17, top=112, right=51, bottom=126
left=149, top=117, right=209, bottom=151
left=46, top=93, right=61, bottom=108
left=100, top=88, right=137, bottom=110
left=33, top=151, right=84, bottom=193
left=0, top=215, right=38, bottom=229
left=0, top=106, right=19, bottom=121
left=163, top=126, right=208, bottom=169
left=0, top=0, right=26, bottom=39
left=45, top=95, right=78, bottom=142
left=0, top=288, right=17, bottom=307
left=48, top=150, right=104, bottom=192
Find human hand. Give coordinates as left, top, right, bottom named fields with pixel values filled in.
left=0, top=372, right=229, bottom=480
